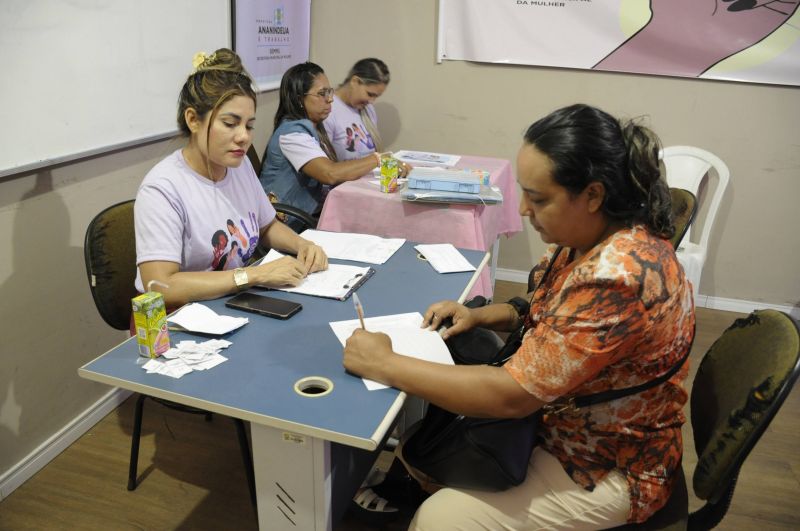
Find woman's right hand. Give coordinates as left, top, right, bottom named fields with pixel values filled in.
left=251, top=256, right=308, bottom=287
left=422, top=300, right=477, bottom=340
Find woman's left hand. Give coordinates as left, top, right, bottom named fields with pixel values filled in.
left=343, top=329, right=394, bottom=382
left=297, top=241, right=328, bottom=273
left=398, top=161, right=412, bottom=178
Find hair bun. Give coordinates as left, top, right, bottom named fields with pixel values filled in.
left=191, top=49, right=245, bottom=75
left=192, top=51, right=213, bottom=72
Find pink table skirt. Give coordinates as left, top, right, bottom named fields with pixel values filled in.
left=317, top=155, right=523, bottom=299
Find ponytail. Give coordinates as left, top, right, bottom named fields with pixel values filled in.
left=620, top=120, right=674, bottom=239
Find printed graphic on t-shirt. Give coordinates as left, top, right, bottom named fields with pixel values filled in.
left=351, top=123, right=374, bottom=151
left=210, top=211, right=261, bottom=271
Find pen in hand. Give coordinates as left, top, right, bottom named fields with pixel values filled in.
left=352, top=293, right=366, bottom=330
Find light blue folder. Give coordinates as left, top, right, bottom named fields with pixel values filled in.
left=400, top=184, right=503, bottom=205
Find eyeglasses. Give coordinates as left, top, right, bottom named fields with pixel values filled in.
left=305, top=87, right=335, bottom=99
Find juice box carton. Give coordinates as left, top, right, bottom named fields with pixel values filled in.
left=132, top=291, right=170, bottom=358
left=380, top=155, right=399, bottom=193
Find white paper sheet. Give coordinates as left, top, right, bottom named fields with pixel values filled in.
left=298, top=229, right=405, bottom=265
left=393, top=150, right=461, bottom=168
left=167, top=303, right=248, bottom=335
left=330, top=312, right=454, bottom=390
left=414, top=244, right=476, bottom=274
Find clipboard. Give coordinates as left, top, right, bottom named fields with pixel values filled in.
left=263, top=264, right=376, bottom=301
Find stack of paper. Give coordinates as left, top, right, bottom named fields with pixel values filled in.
left=167, top=303, right=249, bottom=335
left=329, top=312, right=454, bottom=390
left=401, top=184, right=503, bottom=205
left=141, top=339, right=232, bottom=378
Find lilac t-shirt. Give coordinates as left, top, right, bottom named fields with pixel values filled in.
left=134, top=149, right=275, bottom=292
left=323, top=95, right=377, bottom=161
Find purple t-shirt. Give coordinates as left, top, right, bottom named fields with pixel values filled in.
left=134, top=149, right=275, bottom=292
left=323, top=95, right=378, bottom=161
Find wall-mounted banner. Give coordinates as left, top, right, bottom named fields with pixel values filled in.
left=233, top=0, right=311, bottom=92
left=437, top=0, right=800, bottom=87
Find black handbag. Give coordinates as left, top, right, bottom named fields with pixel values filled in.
left=402, top=247, right=690, bottom=492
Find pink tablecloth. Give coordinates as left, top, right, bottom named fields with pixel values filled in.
left=317, top=155, right=523, bottom=298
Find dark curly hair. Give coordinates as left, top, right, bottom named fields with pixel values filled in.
left=523, top=104, right=674, bottom=239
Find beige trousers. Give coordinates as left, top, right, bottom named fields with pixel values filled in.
left=407, top=447, right=630, bottom=531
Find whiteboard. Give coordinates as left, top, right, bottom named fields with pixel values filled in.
left=0, top=0, right=231, bottom=178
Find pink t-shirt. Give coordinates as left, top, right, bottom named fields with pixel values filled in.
left=134, top=149, right=275, bottom=292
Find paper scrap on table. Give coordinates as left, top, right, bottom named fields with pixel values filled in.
left=167, top=303, right=248, bottom=335
left=298, top=229, right=405, bottom=265
left=330, top=312, right=453, bottom=390
left=414, top=244, right=476, bottom=274
left=141, top=339, right=232, bottom=378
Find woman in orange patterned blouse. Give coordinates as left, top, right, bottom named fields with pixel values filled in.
left=343, top=104, right=695, bottom=529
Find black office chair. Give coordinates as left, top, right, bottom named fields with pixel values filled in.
left=613, top=309, right=800, bottom=530
left=83, top=200, right=256, bottom=506
left=273, top=201, right=318, bottom=231
left=247, top=199, right=319, bottom=265
left=246, top=144, right=262, bottom=175
left=670, top=188, right=698, bottom=251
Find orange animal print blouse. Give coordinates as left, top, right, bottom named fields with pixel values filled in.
left=505, top=225, right=695, bottom=523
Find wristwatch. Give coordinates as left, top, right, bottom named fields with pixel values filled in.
left=233, top=268, right=248, bottom=290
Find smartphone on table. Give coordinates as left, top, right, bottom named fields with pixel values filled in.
left=225, top=292, right=302, bottom=320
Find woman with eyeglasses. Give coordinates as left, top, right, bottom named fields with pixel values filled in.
left=260, top=62, right=381, bottom=227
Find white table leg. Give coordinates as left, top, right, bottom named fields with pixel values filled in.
left=491, top=238, right=500, bottom=296
left=251, top=424, right=332, bottom=530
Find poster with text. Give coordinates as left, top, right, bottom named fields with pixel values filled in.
left=438, top=0, right=800, bottom=86
left=234, top=0, right=311, bottom=92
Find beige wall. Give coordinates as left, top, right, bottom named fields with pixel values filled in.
left=2, top=0, right=798, bottom=488
left=309, top=0, right=800, bottom=307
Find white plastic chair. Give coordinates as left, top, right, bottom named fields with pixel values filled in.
left=661, top=146, right=730, bottom=296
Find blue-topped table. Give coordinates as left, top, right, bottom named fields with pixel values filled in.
left=79, top=242, right=488, bottom=530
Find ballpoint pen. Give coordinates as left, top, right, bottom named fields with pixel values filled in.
left=352, top=292, right=366, bottom=330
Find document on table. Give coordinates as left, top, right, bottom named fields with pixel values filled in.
left=299, top=229, right=405, bottom=264
left=257, top=250, right=374, bottom=300
left=167, top=303, right=249, bottom=335
left=330, top=312, right=454, bottom=390
left=393, top=150, right=461, bottom=168
left=414, top=244, right=476, bottom=274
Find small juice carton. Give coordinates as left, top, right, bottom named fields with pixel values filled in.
left=132, top=291, right=170, bottom=358
left=380, top=155, right=399, bottom=193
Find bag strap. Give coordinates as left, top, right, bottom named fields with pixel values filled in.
left=544, top=329, right=694, bottom=414
left=491, top=246, right=563, bottom=367
left=517, top=246, right=693, bottom=414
